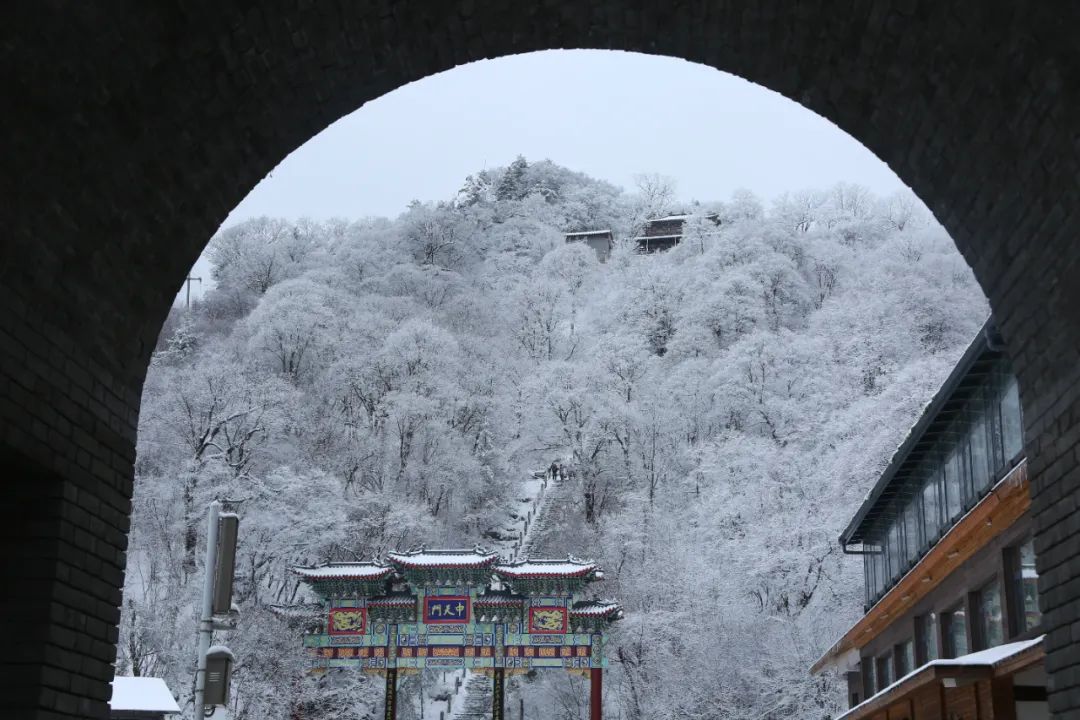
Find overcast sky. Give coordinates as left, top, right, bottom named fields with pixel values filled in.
left=183, top=50, right=909, bottom=304
left=223, top=49, right=907, bottom=224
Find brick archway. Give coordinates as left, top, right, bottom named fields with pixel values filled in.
left=3, top=3, right=1079, bottom=717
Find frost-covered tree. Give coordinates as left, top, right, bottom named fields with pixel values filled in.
left=124, top=161, right=989, bottom=720
left=495, top=154, right=529, bottom=201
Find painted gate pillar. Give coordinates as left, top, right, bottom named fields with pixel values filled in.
left=384, top=667, right=398, bottom=719
left=590, top=668, right=602, bottom=720
left=492, top=667, right=505, bottom=720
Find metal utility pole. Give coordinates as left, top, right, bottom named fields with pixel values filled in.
left=193, top=500, right=220, bottom=714
left=184, top=275, right=202, bottom=310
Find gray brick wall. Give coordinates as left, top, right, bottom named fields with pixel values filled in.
left=2, top=2, right=1079, bottom=717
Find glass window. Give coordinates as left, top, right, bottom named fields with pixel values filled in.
left=943, top=605, right=968, bottom=658
left=858, top=362, right=1026, bottom=608
left=967, top=393, right=992, bottom=495
left=888, top=522, right=902, bottom=579
left=1000, top=375, right=1023, bottom=462
left=917, top=613, right=939, bottom=664
left=862, top=657, right=875, bottom=698
left=943, top=447, right=962, bottom=521
left=876, top=652, right=894, bottom=689
left=956, top=432, right=974, bottom=505
left=977, top=580, right=1004, bottom=649
left=874, top=542, right=887, bottom=598
left=1011, top=538, right=1042, bottom=633
left=895, top=639, right=914, bottom=677
left=905, top=497, right=921, bottom=557
left=922, top=473, right=941, bottom=542
left=863, top=554, right=873, bottom=607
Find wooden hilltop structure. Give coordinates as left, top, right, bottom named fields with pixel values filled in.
left=291, top=547, right=622, bottom=719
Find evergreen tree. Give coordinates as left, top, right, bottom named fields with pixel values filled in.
left=495, top=154, right=529, bottom=201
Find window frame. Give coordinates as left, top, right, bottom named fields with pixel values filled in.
left=1003, top=537, right=1041, bottom=638
left=942, top=603, right=969, bottom=659
left=875, top=650, right=895, bottom=691
left=893, top=638, right=915, bottom=679
left=862, top=655, right=875, bottom=698
left=974, top=576, right=1004, bottom=650
left=915, top=612, right=939, bottom=666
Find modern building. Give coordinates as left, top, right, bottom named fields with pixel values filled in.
left=632, top=213, right=720, bottom=253
left=564, top=229, right=614, bottom=262
left=812, top=321, right=1046, bottom=720
left=109, top=677, right=181, bottom=720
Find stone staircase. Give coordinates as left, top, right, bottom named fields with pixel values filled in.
left=446, top=470, right=568, bottom=717
left=519, top=471, right=592, bottom=559
left=449, top=672, right=493, bottom=719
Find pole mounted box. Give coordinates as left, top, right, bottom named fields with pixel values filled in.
left=204, top=645, right=234, bottom=706
left=212, top=512, right=239, bottom=616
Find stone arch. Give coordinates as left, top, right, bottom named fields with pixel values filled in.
left=2, top=3, right=1079, bottom=717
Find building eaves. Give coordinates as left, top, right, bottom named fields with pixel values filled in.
left=839, top=317, right=1000, bottom=547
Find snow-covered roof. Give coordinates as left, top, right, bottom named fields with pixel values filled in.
left=494, top=558, right=598, bottom=580
left=570, top=601, right=621, bottom=618
left=835, top=636, right=1043, bottom=720
left=110, top=677, right=181, bottom=714
left=565, top=229, right=612, bottom=237
left=931, top=636, right=1043, bottom=667
left=267, top=603, right=322, bottom=618
left=646, top=213, right=719, bottom=223
left=292, top=563, right=395, bottom=581
left=633, top=234, right=682, bottom=241
left=387, top=547, right=500, bottom=570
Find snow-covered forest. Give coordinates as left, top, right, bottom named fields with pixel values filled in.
left=121, top=157, right=988, bottom=719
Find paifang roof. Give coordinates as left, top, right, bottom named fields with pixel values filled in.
left=840, top=318, right=1004, bottom=546
left=292, top=563, right=395, bottom=581
left=570, top=601, right=621, bottom=618
left=494, top=559, right=599, bottom=579
left=367, top=594, right=417, bottom=608
left=387, top=547, right=500, bottom=570
left=475, top=591, right=526, bottom=608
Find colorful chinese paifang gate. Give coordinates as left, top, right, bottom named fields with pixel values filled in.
left=292, top=548, right=622, bottom=720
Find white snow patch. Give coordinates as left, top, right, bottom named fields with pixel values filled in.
left=110, top=676, right=181, bottom=714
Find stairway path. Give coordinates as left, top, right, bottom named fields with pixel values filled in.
left=449, top=672, right=493, bottom=719
left=446, top=469, right=565, bottom=718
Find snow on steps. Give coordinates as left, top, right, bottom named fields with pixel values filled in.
left=450, top=470, right=562, bottom=716
left=518, top=472, right=580, bottom=559
left=449, top=672, right=494, bottom=719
